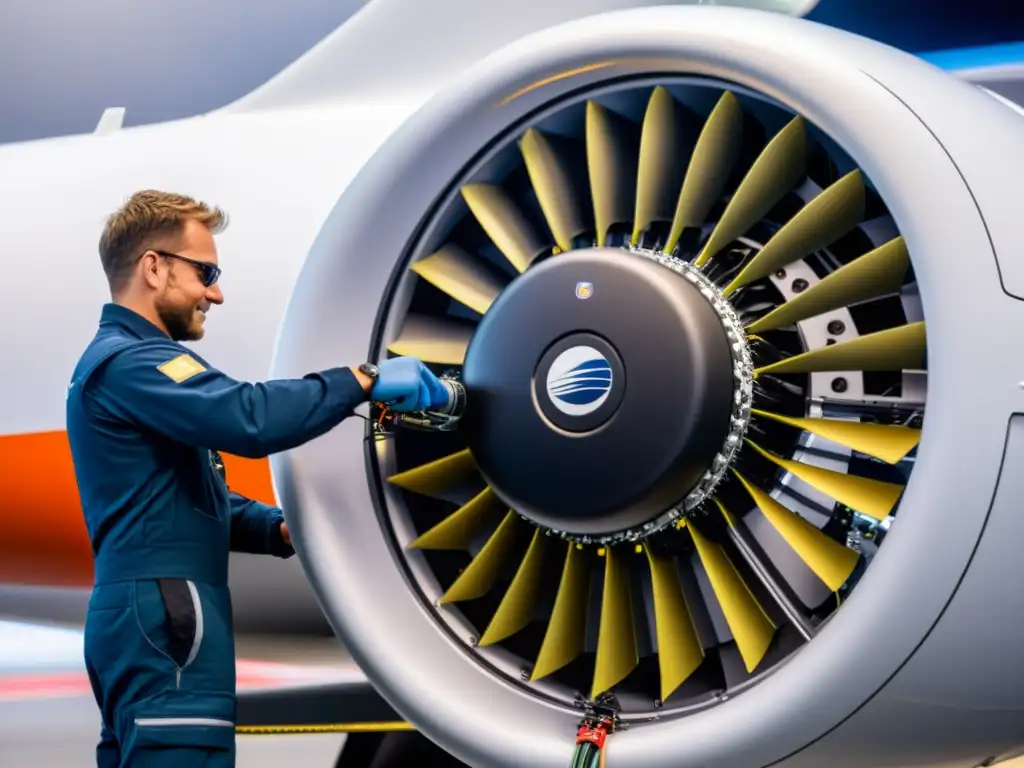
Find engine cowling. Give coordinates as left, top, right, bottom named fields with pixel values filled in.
left=269, top=6, right=1024, bottom=768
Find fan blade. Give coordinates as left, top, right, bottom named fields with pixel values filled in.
left=410, top=245, right=504, bottom=315
left=480, top=528, right=550, bottom=646
left=386, top=448, right=476, bottom=497
left=645, top=545, right=705, bottom=701
left=754, top=321, right=925, bottom=377
left=746, top=236, right=910, bottom=333
left=745, top=440, right=904, bottom=521
left=751, top=408, right=921, bottom=464
left=387, top=314, right=475, bottom=365
left=592, top=547, right=639, bottom=698
left=632, top=86, right=691, bottom=244
left=409, top=486, right=505, bottom=550
left=531, top=544, right=592, bottom=682
left=587, top=100, right=639, bottom=246
left=521, top=129, right=589, bottom=252
left=665, top=90, right=744, bottom=253
left=695, top=116, right=807, bottom=267
left=461, top=183, right=549, bottom=273
left=733, top=471, right=860, bottom=591
left=687, top=517, right=776, bottom=673
left=439, top=511, right=521, bottom=604
left=723, top=169, right=866, bottom=296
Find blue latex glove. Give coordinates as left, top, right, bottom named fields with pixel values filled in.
left=371, top=356, right=449, bottom=413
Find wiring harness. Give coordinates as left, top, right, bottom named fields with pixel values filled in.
left=571, top=715, right=614, bottom=768
left=370, top=375, right=467, bottom=439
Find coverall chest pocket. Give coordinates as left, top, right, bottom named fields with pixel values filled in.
left=186, top=448, right=229, bottom=523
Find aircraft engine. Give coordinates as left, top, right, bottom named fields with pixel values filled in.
left=269, top=6, right=1024, bottom=767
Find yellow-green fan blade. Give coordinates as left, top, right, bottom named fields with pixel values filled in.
left=587, top=100, right=639, bottom=247
left=733, top=471, right=859, bottom=591
left=751, top=408, right=921, bottom=464
left=665, top=90, right=744, bottom=253
left=461, top=183, right=549, bottom=273
left=409, top=486, right=505, bottom=550
left=686, top=516, right=776, bottom=673
left=745, top=440, right=904, bottom=521
left=521, top=129, right=588, bottom=252
left=632, top=86, right=691, bottom=244
left=479, top=528, right=550, bottom=646
left=386, top=314, right=474, bottom=365
left=695, top=116, right=807, bottom=267
left=591, top=546, right=639, bottom=698
left=386, top=448, right=476, bottom=497
left=440, top=511, right=521, bottom=604
left=410, top=245, right=504, bottom=315
left=531, top=544, right=592, bottom=681
left=723, top=169, right=866, bottom=296
left=645, top=544, right=705, bottom=701
left=754, top=321, right=925, bottom=377
left=746, top=236, right=910, bottom=333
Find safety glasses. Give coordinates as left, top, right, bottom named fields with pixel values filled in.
left=150, top=250, right=222, bottom=287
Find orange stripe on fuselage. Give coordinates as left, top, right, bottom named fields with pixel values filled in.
left=0, top=430, right=275, bottom=588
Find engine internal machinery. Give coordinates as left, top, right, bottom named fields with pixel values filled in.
left=381, top=88, right=919, bottom=712
left=271, top=7, right=1024, bottom=768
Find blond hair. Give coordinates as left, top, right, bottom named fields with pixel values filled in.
left=99, top=189, right=228, bottom=294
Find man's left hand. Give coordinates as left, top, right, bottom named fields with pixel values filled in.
left=371, top=356, right=449, bottom=413
left=280, top=521, right=291, bottom=546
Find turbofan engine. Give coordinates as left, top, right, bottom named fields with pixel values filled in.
left=270, top=6, right=1024, bottom=768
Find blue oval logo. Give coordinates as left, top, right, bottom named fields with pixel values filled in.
left=545, top=346, right=612, bottom=416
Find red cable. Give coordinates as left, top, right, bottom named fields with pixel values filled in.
left=576, top=717, right=613, bottom=764
left=575, top=722, right=608, bottom=750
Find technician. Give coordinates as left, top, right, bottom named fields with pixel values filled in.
left=65, top=189, right=447, bottom=767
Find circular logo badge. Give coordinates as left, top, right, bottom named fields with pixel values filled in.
left=544, top=345, right=613, bottom=416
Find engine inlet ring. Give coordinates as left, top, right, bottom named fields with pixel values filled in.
left=267, top=7, right=1019, bottom=766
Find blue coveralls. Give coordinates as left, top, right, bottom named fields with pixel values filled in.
left=65, top=303, right=368, bottom=767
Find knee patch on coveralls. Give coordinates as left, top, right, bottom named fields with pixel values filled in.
left=120, top=689, right=237, bottom=766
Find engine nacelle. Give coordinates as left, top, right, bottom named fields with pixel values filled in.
left=270, top=6, right=1024, bottom=767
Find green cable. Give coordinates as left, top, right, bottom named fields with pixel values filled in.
left=570, top=742, right=602, bottom=768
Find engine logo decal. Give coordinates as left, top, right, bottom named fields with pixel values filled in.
left=575, top=281, right=593, bottom=299
left=545, top=346, right=613, bottom=416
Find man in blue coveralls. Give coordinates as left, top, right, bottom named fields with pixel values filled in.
left=65, top=190, right=449, bottom=767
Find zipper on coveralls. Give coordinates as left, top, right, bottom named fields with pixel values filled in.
left=174, top=580, right=205, bottom=689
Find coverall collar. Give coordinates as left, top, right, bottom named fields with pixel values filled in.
left=99, top=302, right=170, bottom=341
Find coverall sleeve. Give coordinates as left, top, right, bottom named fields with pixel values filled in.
left=93, top=339, right=368, bottom=458
left=228, top=491, right=295, bottom=558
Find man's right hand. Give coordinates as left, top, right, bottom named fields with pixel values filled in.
left=370, top=357, right=449, bottom=413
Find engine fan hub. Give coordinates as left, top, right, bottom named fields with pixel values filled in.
left=461, top=246, right=749, bottom=541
